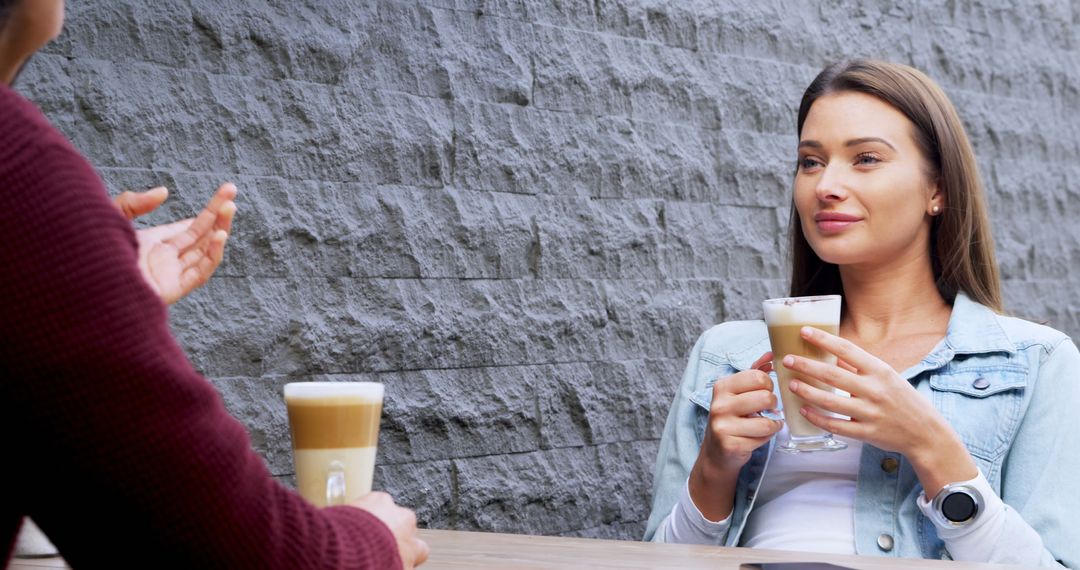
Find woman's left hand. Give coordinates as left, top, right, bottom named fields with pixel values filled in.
left=782, top=326, right=934, bottom=455
left=783, top=326, right=977, bottom=495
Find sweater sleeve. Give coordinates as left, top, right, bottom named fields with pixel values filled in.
left=0, top=90, right=402, bottom=569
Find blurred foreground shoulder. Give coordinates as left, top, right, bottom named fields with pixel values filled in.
left=0, top=84, right=57, bottom=153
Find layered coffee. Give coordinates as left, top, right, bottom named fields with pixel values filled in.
left=767, top=322, right=840, bottom=437
left=285, top=382, right=384, bottom=507
left=762, top=295, right=846, bottom=453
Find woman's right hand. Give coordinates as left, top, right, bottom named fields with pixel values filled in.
left=688, top=351, right=782, bottom=521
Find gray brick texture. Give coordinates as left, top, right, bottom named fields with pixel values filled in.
left=23, top=0, right=1080, bottom=540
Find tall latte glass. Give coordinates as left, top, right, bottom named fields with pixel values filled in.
left=762, top=295, right=847, bottom=453
left=284, top=382, right=384, bottom=507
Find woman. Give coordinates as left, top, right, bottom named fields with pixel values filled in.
left=0, top=0, right=427, bottom=567
left=644, top=59, right=1079, bottom=567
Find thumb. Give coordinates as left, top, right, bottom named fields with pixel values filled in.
left=114, top=186, right=169, bottom=220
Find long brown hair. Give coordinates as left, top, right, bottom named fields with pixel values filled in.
left=789, top=59, right=1003, bottom=312
left=0, top=0, right=16, bottom=24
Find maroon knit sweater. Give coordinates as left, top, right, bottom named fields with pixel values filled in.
left=0, top=86, right=402, bottom=568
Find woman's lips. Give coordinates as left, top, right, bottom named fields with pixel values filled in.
left=813, top=212, right=862, bottom=234
left=816, top=220, right=860, bottom=233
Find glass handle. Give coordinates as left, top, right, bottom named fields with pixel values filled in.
left=326, top=460, right=346, bottom=506
left=758, top=408, right=784, bottom=421
left=757, top=368, right=783, bottom=420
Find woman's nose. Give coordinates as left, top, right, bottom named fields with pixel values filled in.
left=814, top=164, right=848, bottom=202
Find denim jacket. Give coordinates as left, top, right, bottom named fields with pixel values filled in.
left=644, top=293, right=1080, bottom=567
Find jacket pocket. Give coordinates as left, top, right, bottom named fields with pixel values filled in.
left=927, top=367, right=1027, bottom=461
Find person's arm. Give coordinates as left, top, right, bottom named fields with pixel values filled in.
left=113, top=184, right=237, bottom=305
left=789, top=327, right=1077, bottom=567
left=643, top=327, right=779, bottom=544
left=663, top=478, right=733, bottom=544
left=912, top=470, right=1038, bottom=565
left=0, top=133, right=403, bottom=567
left=915, top=339, right=1079, bottom=567
left=645, top=332, right=714, bottom=543
left=977, top=337, right=1080, bottom=568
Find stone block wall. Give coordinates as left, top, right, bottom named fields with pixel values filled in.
left=24, top=0, right=1080, bottom=539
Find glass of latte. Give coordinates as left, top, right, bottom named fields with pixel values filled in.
left=762, top=295, right=847, bottom=453
left=284, top=382, right=384, bottom=507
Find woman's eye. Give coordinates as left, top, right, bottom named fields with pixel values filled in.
left=799, top=157, right=821, bottom=170
left=855, top=153, right=881, bottom=165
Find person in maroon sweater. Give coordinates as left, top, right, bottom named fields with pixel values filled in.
left=0, top=1, right=429, bottom=568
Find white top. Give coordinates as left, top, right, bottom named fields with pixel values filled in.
left=662, top=428, right=1012, bottom=561
left=740, top=429, right=862, bottom=553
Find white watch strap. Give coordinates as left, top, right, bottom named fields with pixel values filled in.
left=917, top=469, right=1003, bottom=533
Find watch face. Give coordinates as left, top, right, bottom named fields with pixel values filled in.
left=941, top=491, right=977, bottom=522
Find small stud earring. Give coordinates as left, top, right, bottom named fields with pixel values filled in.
left=932, top=205, right=940, bottom=214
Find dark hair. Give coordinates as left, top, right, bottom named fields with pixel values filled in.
left=0, top=0, right=15, bottom=24
left=789, top=59, right=1003, bottom=313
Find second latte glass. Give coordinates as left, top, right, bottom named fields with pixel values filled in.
left=284, top=382, right=384, bottom=507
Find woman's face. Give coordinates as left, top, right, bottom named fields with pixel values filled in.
left=794, top=91, right=941, bottom=269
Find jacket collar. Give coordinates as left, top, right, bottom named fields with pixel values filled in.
left=942, top=292, right=1015, bottom=355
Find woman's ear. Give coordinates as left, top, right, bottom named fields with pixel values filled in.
left=928, top=183, right=944, bottom=216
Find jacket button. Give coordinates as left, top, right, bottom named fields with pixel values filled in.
left=881, top=457, right=899, bottom=474
left=877, top=533, right=894, bottom=552
left=972, top=377, right=990, bottom=390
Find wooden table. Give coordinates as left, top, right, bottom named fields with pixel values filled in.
left=416, top=529, right=1029, bottom=569
left=5, top=529, right=1030, bottom=569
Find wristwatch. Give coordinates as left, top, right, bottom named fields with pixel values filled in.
left=928, top=483, right=983, bottom=527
